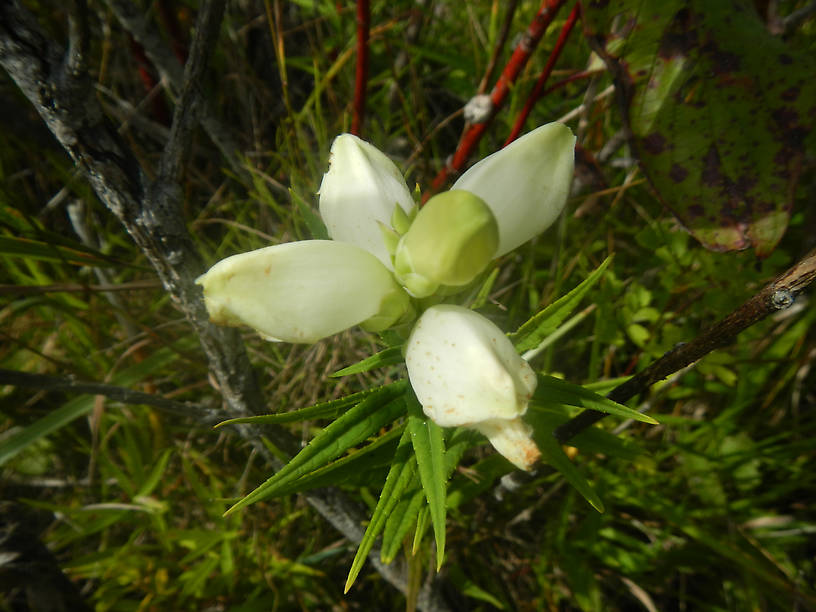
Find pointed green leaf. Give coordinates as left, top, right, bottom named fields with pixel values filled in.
left=406, top=393, right=447, bottom=570
left=533, top=375, right=658, bottom=424
left=225, top=387, right=407, bottom=516
left=447, top=564, right=507, bottom=609
left=267, top=426, right=403, bottom=497
left=412, top=506, right=430, bottom=555
left=520, top=304, right=595, bottom=361
left=215, top=381, right=406, bottom=427
left=381, top=483, right=424, bottom=563
left=331, top=346, right=404, bottom=377
left=528, top=418, right=604, bottom=512
left=380, top=427, right=477, bottom=563
left=527, top=405, right=644, bottom=461
left=511, top=256, right=612, bottom=352
left=346, top=428, right=418, bottom=592
left=468, top=266, right=500, bottom=310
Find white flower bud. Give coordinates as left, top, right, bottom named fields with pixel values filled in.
left=405, top=305, right=540, bottom=470
left=319, top=134, right=415, bottom=269
left=452, top=122, right=576, bottom=256
left=196, top=240, right=410, bottom=343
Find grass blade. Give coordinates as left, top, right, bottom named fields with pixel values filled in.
left=406, top=393, right=447, bottom=570
left=511, top=255, right=612, bottom=352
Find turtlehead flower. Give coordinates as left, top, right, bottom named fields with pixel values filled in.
left=451, top=122, right=575, bottom=257
left=198, top=122, right=573, bottom=365
left=196, top=240, right=410, bottom=343
left=405, top=305, right=541, bottom=471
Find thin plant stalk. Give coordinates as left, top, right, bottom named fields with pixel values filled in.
left=429, top=0, right=566, bottom=193
left=505, top=2, right=581, bottom=145
left=352, top=0, right=370, bottom=135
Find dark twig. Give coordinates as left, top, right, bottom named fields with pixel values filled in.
left=504, top=2, right=580, bottom=145
left=157, top=0, right=224, bottom=182
left=429, top=0, right=566, bottom=193
left=782, top=1, right=816, bottom=35
left=0, top=369, right=220, bottom=421
left=65, top=0, right=88, bottom=79
left=0, top=280, right=161, bottom=297
left=554, top=248, right=816, bottom=443
left=104, top=0, right=243, bottom=175
left=352, top=0, right=370, bottom=136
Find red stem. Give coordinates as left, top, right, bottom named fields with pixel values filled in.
left=351, top=0, right=370, bottom=136
left=156, top=0, right=189, bottom=64
left=504, top=3, right=581, bottom=145
left=428, top=0, right=566, bottom=194
left=128, top=36, right=171, bottom=125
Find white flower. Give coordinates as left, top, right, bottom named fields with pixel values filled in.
left=405, top=305, right=541, bottom=471
left=196, top=240, right=410, bottom=343
left=198, top=123, right=574, bottom=350
left=451, top=122, right=575, bottom=256
left=318, top=134, right=415, bottom=269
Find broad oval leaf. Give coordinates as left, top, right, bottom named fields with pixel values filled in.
left=584, top=0, right=816, bottom=255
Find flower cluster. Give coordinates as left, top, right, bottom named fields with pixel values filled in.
left=196, top=123, right=576, bottom=470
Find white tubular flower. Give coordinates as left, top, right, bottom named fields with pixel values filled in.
left=319, top=134, right=416, bottom=269
left=196, top=240, right=410, bottom=344
left=451, top=122, right=576, bottom=257
left=405, top=305, right=541, bottom=471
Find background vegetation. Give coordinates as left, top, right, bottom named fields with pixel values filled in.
left=1, top=1, right=814, bottom=610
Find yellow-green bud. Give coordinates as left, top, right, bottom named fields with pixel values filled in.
left=394, top=190, right=499, bottom=298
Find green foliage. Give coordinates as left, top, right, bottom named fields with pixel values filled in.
left=584, top=0, right=816, bottom=255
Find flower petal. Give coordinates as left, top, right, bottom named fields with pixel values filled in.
left=405, top=305, right=537, bottom=425
left=405, top=305, right=539, bottom=469
left=318, top=134, right=415, bottom=269
left=196, top=240, right=410, bottom=343
left=452, top=122, right=576, bottom=256
left=473, top=417, right=541, bottom=471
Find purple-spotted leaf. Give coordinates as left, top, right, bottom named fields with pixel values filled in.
left=583, top=0, right=816, bottom=255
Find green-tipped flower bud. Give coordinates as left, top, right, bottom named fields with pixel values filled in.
left=393, top=190, right=499, bottom=298
left=196, top=240, right=411, bottom=343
